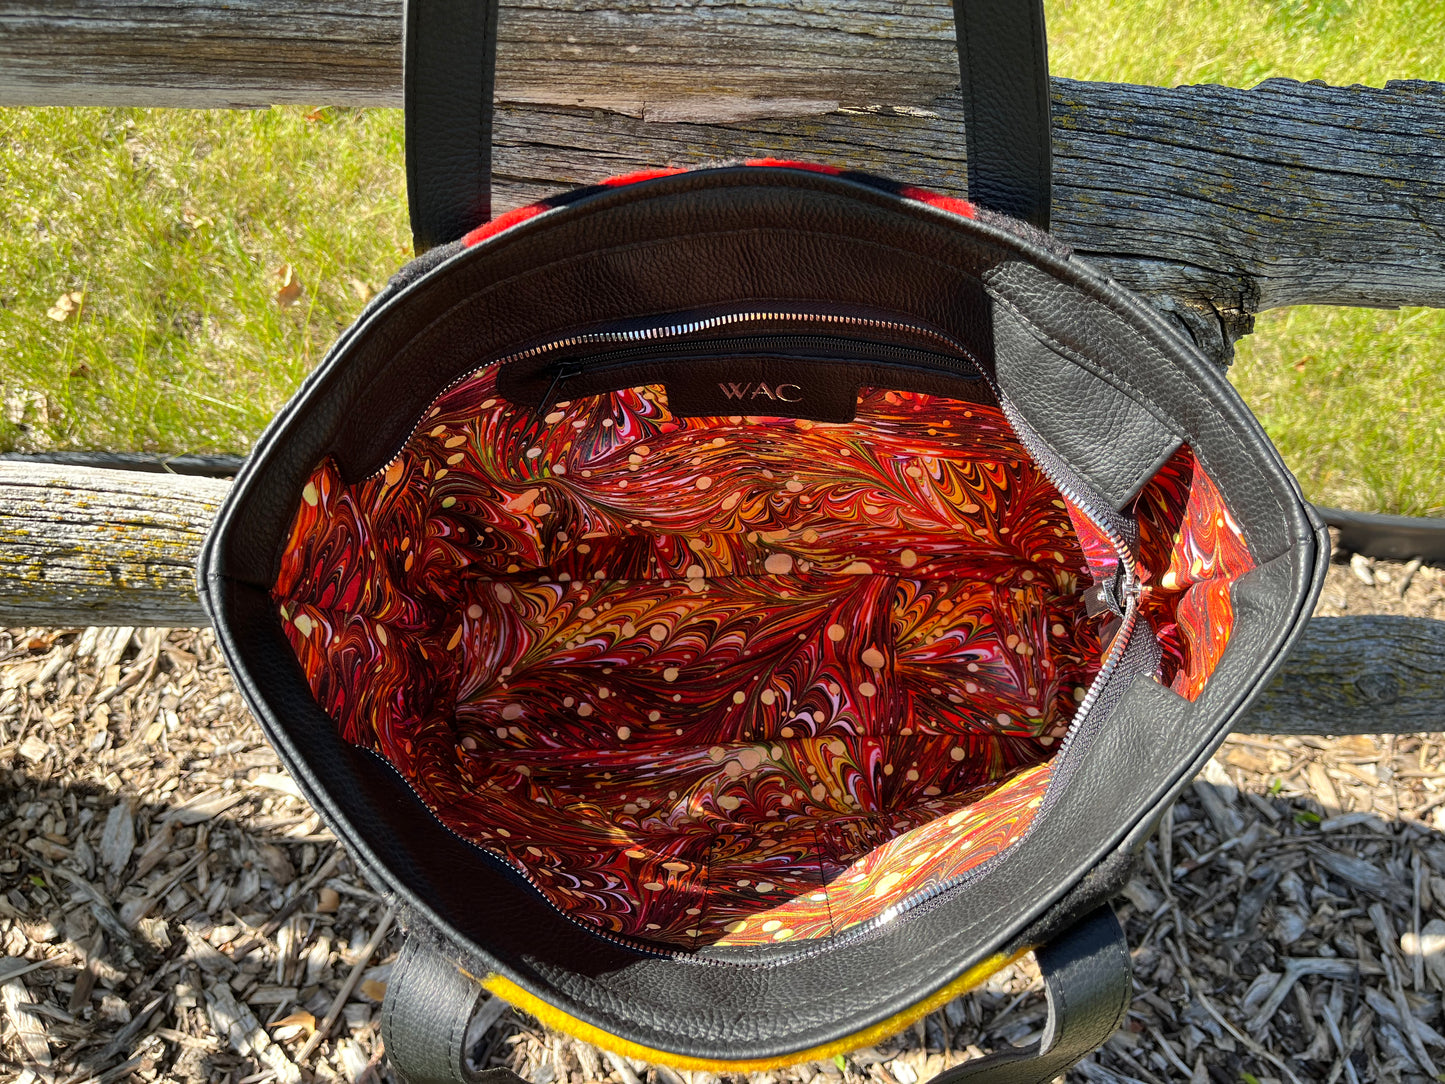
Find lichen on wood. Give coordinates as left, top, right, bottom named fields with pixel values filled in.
left=0, top=463, right=228, bottom=627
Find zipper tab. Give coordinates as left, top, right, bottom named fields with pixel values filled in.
left=533, top=360, right=583, bottom=424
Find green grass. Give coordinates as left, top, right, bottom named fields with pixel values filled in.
left=1, top=0, right=1442, bottom=514
left=1229, top=307, right=1445, bottom=517
left=1047, top=0, right=1445, bottom=88
left=0, top=107, right=409, bottom=453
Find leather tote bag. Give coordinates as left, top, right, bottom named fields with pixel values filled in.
left=198, top=0, right=1328, bottom=1079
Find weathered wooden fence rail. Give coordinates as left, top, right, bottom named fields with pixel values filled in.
left=2, top=2, right=1444, bottom=362
left=1, top=1, right=1442, bottom=736
left=1, top=463, right=1441, bottom=737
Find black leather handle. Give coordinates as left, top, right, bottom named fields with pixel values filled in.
left=931, top=905, right=1133, bottom=1083
left=382, top=906, right=1129, bottom=1084
left=381, top=935, right=497, bottom=1084
left=403, top=0, right=1052, bottom=251
left=951, top=0, right=1052, bottom=233
left=404, top=0, right=501, bottom=251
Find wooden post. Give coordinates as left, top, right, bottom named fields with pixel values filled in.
left=0, top=463, right=228, bottom=628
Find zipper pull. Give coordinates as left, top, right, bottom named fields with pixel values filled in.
left=1084, top=565, right=1128, bottom=619
left=533, top=360, right=582, bottom=424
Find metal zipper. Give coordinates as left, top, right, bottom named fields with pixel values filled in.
left=353, top=306, right=1147, bottom=964
left=529, top=334, right=982, bottom=420
left=360, top=748, right=681, bottom=960
left=368, top=311, right=971, bottom=482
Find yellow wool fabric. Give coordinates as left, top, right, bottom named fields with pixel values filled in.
left=474, top=948, right=1029, bottom=1072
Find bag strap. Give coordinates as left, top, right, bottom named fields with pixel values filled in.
left=403, top=0, right=1052, bottom=251
left=929, top=905, right=1133, bottom=1084
left=380, top=933, right=499, bottom=1084
left=380, top=905, right=1129, bottom=1084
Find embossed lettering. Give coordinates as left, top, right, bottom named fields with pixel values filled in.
left=715, top=381, right=804, bottom=402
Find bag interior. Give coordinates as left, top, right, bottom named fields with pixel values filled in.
left=273, top=339, right=1255, bottom=951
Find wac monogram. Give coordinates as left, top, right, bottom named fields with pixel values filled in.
left=717, top=380, right=803, bottom=402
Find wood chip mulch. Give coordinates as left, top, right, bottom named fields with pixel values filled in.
left=1, top=555, right=1442, bottom=1084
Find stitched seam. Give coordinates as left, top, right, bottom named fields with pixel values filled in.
left=1047, top=951, right=1069, bottom=1061
left=991, top=295, right=1184, bottom=439
left=448, top=974, right=467, bottom=1081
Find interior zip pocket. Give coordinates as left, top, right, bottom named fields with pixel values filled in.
left=498, top=326, right=988, bottom=423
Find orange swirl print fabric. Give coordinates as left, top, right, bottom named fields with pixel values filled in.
left=1134, top=445, right=1257, bottom=700
left=273, top=359, right=1251, bottom=948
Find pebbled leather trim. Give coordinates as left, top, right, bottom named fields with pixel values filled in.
left=982, top=258, right=1309, bottom=564
left=478, top=951, right=1023, bottom=1072
left=387, top=907, right=1125, bottom=1082
left=992, top=303, right=1182, bottom=510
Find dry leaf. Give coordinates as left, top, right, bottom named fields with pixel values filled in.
left=274, top=264, right=303, bottom=308
left=348, top=276, right=374, bottom=302
left=317, top=886, right=341, bottom=913
left=359, top=978, right=388, bottom=1002
left=270, top=1008, right=316, bottom=1041
left=47, top=290, right=84, bottom=322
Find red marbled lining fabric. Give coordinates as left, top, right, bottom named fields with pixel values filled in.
left=273, top=369, right=1255, bottom=947
left=275, top=366, right=1110, bottom=947
left=273, top=157, right=1256, bottom=946
left=1134, top=445, right=1256, bottom=699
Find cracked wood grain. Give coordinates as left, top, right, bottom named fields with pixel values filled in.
left=1244, top=614, right=1445, bottom=736
left=2, top=2, right=1441, bottom=363
left=0, top=462, right=229, bottom=627
left=0, top=0, right=959, bottom=114
left=3, top=464, right=1442, bottom=739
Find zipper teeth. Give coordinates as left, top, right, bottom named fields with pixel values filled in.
left=364, top=749, right=680, bottom=960
left=350, top=306, right=1144, bottom=964
left=366, top=312, right=968, bottom=482
left=505, top=312, right=964, bottom=360
left=549, top=335, right=978, bottom=373
left=786, top=484, right=1142, bottom=955
left=809, top=600, right=1145, bottom=952
left=996, top=396, right=1138, bottom=581
left=1056, top=600, right=1140, bottom=759
left=371, top=744, right=906, bottom=968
